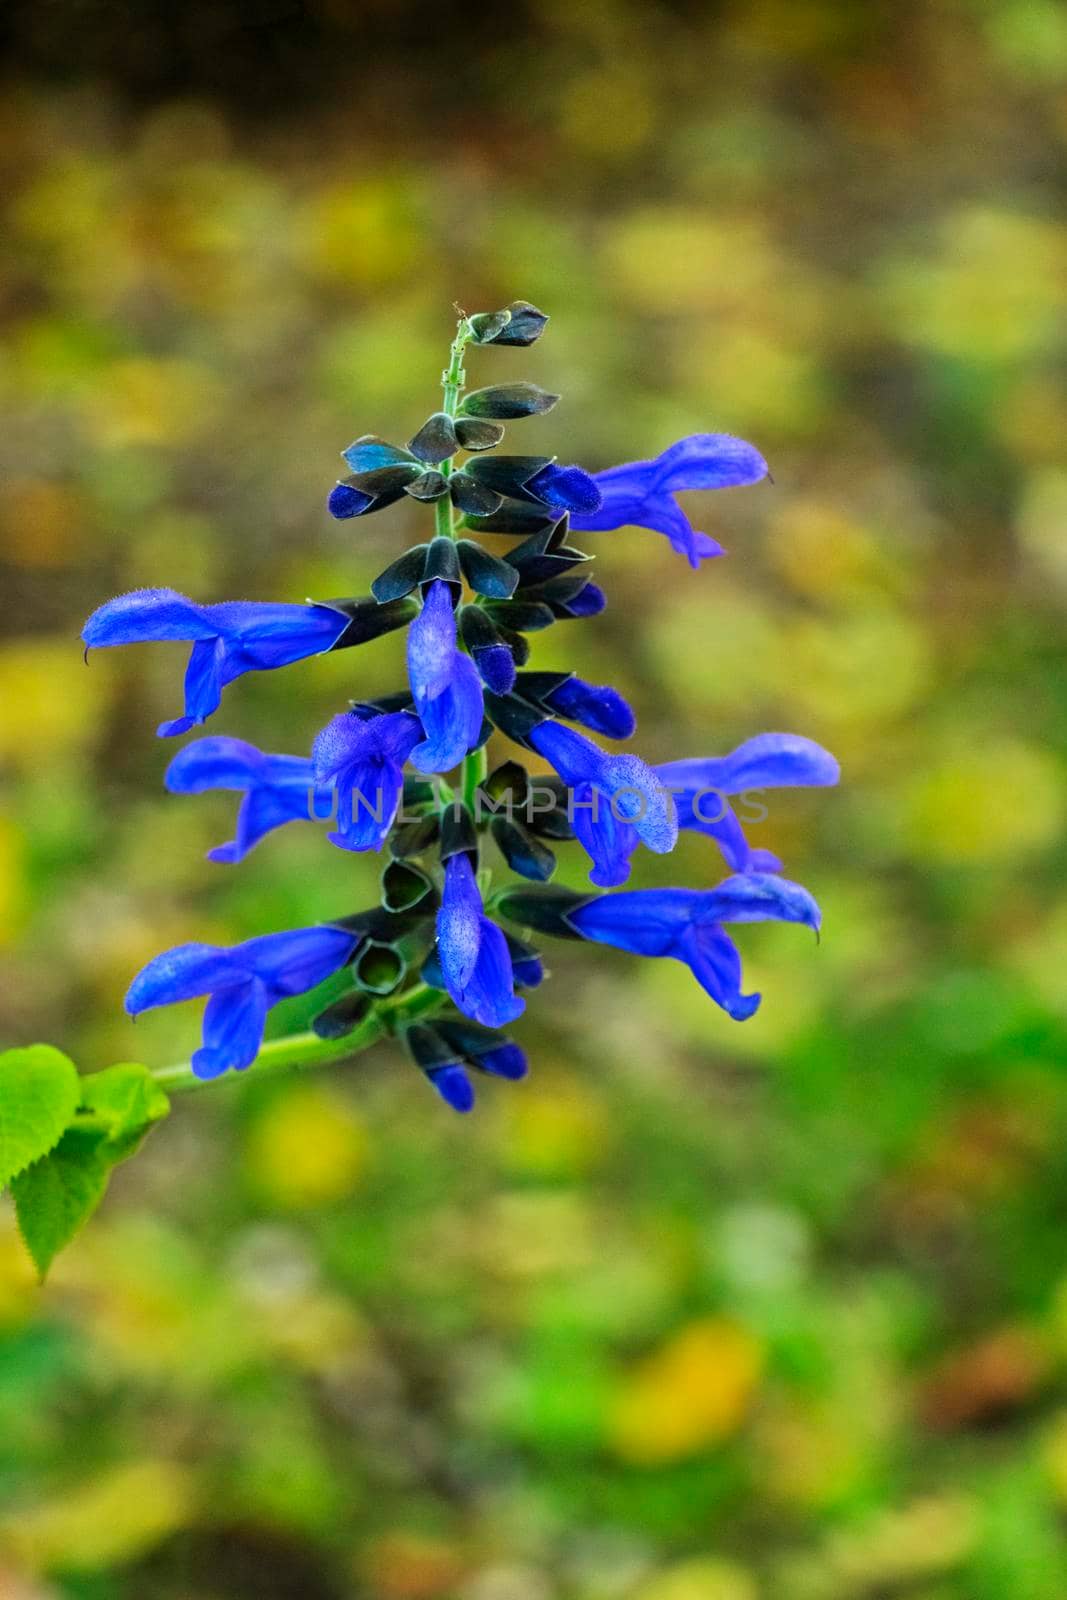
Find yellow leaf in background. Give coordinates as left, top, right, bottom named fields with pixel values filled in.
left=503, top=1072, right=611, bottom=1176
left=610, top=1318, right=763, bottom=1464
left=561, top=67, right=655, bottom=156
left=0, top=813, right=28, bottom=946
left=634, top=1558, right=757, bottom=1600
left=603, top=211, right=779, bottom=314
left=86, top=357, right=223, bottom=448
left=904, top=741, right=1063, bottom=864
left=1, top=1460, right=195, bottom=1573
left=1043, top=1410, right=1067, bottom=1504
left=0, top=479, right=82, bottom=569
left=765, top=500, right=910, bottom=606
left=778, top=610, right=931, bottom=728
left=243, top=1085, right=368, bottom=1209
left=0, top=637, right=111, bottom=762
left=301, top=177, right=423, bottom=287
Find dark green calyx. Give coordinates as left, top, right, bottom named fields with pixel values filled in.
left=423, top=536, right=462, bottom=593
left=493, top=884, right=593, bottom=940
left=456, top=540, right=520, bottom=599
left=462, top=500, right=561, bottom=537
left=483, top=690, right=547, bottom=745
left=460, top=383, right=560, bottom=420
left=483, top=760, right=529, bottom=806
left=403, top=1022, right=454, bottom=1071
left=312, top=989, right=373, bottom=1040
left=370, top=545, right=430, bottom=604
left=381, top=860, right=435, bottom=914
left=483, top=598, right=556, bottom=633
left=467, top=310, right=513, bottom=344
left=322, top=595, right=419, bottom=647
left=487, top=300, right=549, bottom=346
left=439, top=802, right=478, bottom=862
left=388, top=814, right=441, bottom=860
left=492, top=816, right=556, bottom=883
left=351, top=689, right=415, bottom=716
left=449, top=472, right=504, bottom=518
left=409, top=411, right=459, bottom=464
left=454, top=418, right=505, bottom=452
left=354, top=942, right=405, bottom=996
left=405, top=470, right=448, bottom=502
left=464, top=455, right=552, bottom=500
left=341, top=462, right=422, bottom=503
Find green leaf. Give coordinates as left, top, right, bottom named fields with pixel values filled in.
left=10, top=1063, right=170, bottom=1280
left=78, top=1062, right=170, bottom=1156
left=12, top=1126, right=112, bottom=1280
left=0, top=1045, right=82, bottom=1190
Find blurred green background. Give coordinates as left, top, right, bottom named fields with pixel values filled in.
left=2, top=1, right=1067, bottom=1595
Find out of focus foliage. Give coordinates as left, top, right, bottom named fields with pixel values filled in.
left=2, top=0, right=1067, bottom=1594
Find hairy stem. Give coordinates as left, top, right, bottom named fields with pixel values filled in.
left=435, top=316, right=471, bottom=541
left=151, top=984, right=446, bottom=1096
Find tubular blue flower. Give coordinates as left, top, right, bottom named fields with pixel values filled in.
left=657, top=733, right=840, bottom=871
left=570, top=433, right=769, bottom=568
left=312, top=709, right=423, bottom=852
left=436, top=854, right=524, bottom=1027
left=569, top=873, right=821, bottom=1019
left=406, top=579, right=484, bottom=772
left=125, top=925, right=359, bottom=1079
left=83, top=588, right=352, bottom=737
left=529, top=720, right=677, bottom=887
left=543, top=676, right=635, bottom=740
left=165, top=737, right=332, bottom=864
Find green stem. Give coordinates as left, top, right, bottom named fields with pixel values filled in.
left=435, top=317, right=472, bottom=541
left=151, top=984, right=446, bottom=1096
left=462, top=743, right=488, bottom=812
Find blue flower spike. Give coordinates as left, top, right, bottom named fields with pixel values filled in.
left=87, top=303, right=834, bottom=1100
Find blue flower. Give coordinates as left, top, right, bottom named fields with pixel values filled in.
left=165, top=737, right=332, bottom=864
left=542, top=676, right=635, bottom=739
left=126, top=925, right=359, bottom=1079
left=406, top=580, right=484, bottom=772
left=312, top=709, right=424, bottom=852
left=436, top=853, right=524, bottom=1027
left=529, top=719, right=678, bottom=887
left=570, top=433, right=769, bottom=568
left=569, top=872, right=821, bottom=1019
left=83, top=588, right=352, bottom=737
left=657, top=733, right=840, bottom=872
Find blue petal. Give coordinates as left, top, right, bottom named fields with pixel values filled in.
left=205, top=601, right=350, bottom=666
left=209, top=783, right=321, bottom=865
left=328, top=482, right=374, bottom=518
left=670, top=791, right=754, bottom=871
left=407, top=579, right=458, bottom=701
left=658, top=734, right=840, bottom=796
left=652, top=434, right=769, bottom=493
left=600, top=753, right=678, bottom=856
left=331, top=758, right=404, bottom=852
left=125, top=942, right=242, bottom=1014
left=437, top=854, right=483, bottom=991
left=699, top=873, right=822, bottom=932
left=546, top=677, right=635, bottom=739
left=82, top=588, right=216, bottom=648
left=571, top=782, right=640, bottom=888
left=427, top=1063, right=475, bottom=1112
left=474, top=644, right=516, bottom=694
left=456, top=918, right=525, bottom=1028
left=525, top=463, right=603, bottom=515
left=478, top=1042, right=528, bottom=1079
left=157, top=636, right=227, bottom=738
left=165, top=736, right=269, bottom=793
left=681, top=924, right=761, bottom=1020
left=569, top=889, right=704, bottom=958
left=410, top=656, right=484, bottom=774
left=193, top=980, right=270, bottom=1078
left=239, top=926, right=359, bottom=997
left=563, top=582, right=606, bottom=617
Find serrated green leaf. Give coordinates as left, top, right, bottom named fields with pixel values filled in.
left=79, top=1062, right=170, bottom=1156
left=0, top=1045, right=82, bottom=1190
left=11, top=1127, right=112, bottom=1280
